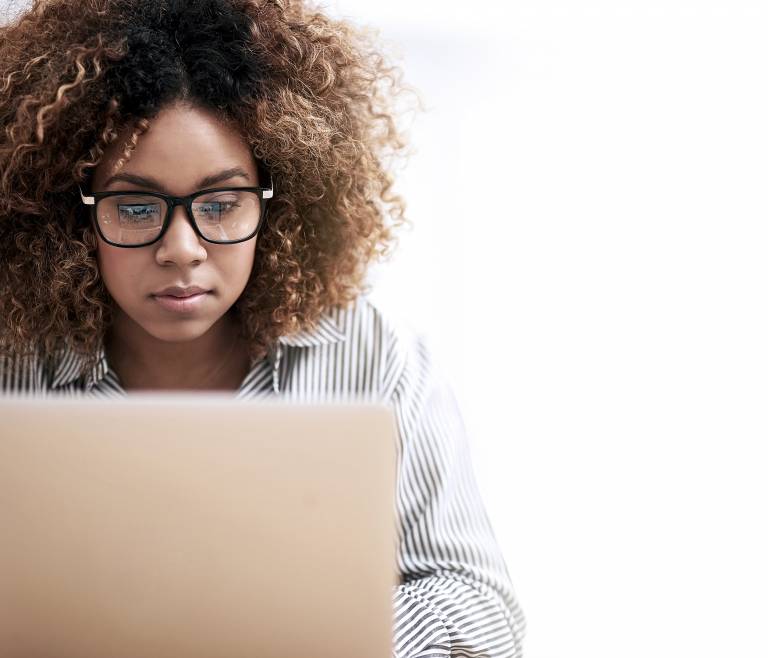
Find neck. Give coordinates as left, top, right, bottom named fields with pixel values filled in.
left=105, top=310, right=251, bottom=391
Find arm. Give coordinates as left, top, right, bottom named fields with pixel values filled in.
left=386, top=333, right=526, bottom=658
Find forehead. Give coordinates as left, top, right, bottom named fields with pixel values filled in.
left=92, top=103, right=256, bottom=192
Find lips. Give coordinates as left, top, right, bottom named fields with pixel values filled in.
left=153, top=285, right=210, bottom=298
left=151, top=285, right=212, bottom=313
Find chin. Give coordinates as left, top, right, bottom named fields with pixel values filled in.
left=141, top=317, right=220, bottom=343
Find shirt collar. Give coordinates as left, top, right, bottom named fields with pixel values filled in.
left=49, top=312, right=346, bottom=391
left=49, top=343, right=109, bottom=391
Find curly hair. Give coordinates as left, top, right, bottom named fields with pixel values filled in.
left=0, top=0, right=410, bottom=376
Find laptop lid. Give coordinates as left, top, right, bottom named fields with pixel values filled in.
left=0, top=395, right=398, bottom=658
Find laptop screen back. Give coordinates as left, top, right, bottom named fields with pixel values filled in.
left=0, top=395, right=398, bottom=658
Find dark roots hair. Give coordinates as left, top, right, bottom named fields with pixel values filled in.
left=0, top=0, right=410, bottom=373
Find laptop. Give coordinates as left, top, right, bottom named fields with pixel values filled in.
left=0, top=394, right=398, bottom=658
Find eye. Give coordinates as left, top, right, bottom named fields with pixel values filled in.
left=116, top=202, right=163, bottom=225
left=198, top=200, right=240, bottom=213
left=193, top=193, right=244, bottom=222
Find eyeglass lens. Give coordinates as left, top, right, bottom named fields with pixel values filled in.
left=95, top=190, right=262, bottom=245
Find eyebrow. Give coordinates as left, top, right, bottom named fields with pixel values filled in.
left=103, top=167, right=251, bottom=191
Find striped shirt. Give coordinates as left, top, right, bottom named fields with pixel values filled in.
left=0, top=295, right=526, bottom=657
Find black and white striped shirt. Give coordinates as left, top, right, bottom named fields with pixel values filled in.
left=0, top=295, right=526, bottom=657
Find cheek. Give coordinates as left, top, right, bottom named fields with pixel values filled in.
left=96, top=244, right=148, bottom=302
left=215, top=242, right=257, bottom=290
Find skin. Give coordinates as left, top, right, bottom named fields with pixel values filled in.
left=90, top=100, right=261, bottom=391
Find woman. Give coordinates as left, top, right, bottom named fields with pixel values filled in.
left=0, top=0, right=526, bottom=655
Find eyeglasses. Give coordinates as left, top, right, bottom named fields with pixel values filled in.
left=78, top=174, right=273, bottom=248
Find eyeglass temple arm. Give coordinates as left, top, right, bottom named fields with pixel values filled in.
left=79, top=185, right=95, bottom=205
left=262, top=172, right=274, bottom=199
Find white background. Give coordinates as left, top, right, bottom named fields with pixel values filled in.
left=326, top=1, right=768, bottom=657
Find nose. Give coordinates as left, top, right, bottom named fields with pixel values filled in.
left=154, top=204, right=207, bottom=266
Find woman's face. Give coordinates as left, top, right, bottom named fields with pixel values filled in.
left=90, top=101, right=260, bottom=343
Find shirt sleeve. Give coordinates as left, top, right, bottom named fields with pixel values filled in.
left=385, top=330, right=526, bottom=658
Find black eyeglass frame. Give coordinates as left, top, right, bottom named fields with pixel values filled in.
left=77, top=175, right=274, bottom=249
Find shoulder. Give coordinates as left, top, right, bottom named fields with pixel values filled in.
left=339, top=300, right=459, bottom=429
left=339, top=301, right=470, bottom=478
left=0, top=345, right=92, bottom=395
left=329, top=295, right=441, bottom=403
left=278, top=294, right=437, bottom=402
left=0, top=350, right=50, bottom=394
